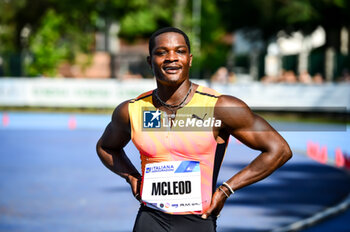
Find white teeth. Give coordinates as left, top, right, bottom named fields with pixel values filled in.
left=164, top=67, right=180, bottom=70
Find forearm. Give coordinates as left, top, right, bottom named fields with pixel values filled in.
left=225, top=148, right=291, bottom=192
left=96, top=139, right=141, bottom=181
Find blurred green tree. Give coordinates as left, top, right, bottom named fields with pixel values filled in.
left=0, top=0, right=32, bottom=76
left=0, top=0, right=96, bottom=76
left=118, top=0, right=174, bottom=40
left=0, top=0, right=174, bottom=77
left=199, top=0, right=229, bottom=78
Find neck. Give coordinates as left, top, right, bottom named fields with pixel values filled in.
left=155, top=79, right=192, bottom=105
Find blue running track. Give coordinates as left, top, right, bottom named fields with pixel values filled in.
left=0, top=112, right=349, bottom=232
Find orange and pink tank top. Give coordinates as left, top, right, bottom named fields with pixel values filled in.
left=128, top=85, right=228, bottom=215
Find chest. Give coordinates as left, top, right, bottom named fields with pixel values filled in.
left=132, top=129, right=217, bottom=160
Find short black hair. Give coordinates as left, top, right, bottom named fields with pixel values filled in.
left=148, top=27, right=191, bottom=56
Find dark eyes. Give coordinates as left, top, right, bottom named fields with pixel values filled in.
left=154, top=51, right=166, bottom=55
left=154, top=49, right=186, bottom=56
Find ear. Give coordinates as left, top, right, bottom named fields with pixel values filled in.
left=147, top=56, right=152, bottom=68
left=189, top=54, right=193, bottom=67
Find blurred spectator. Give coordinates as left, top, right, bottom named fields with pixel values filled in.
left=298, top=70, right=313, bottom=84
left=339, top=69, right=350, bottom=82
left=227, top=72, right=236, bottom=83
left=279, top=70, right=297, bottom=83
left=261, top=70, right=326, bottom=84
left=211, top=67, right=228, bottom=83
left=211, top=67, right=236, bottom=84
left=261, top=75, right=277, bottom=83
left=313, top=73, right=324, bottom=84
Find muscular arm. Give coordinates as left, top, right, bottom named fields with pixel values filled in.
left=96, top=100, right=141, bottom=197
left=202, top=95, right=292, bottom=218
left=217, top=95, right=292, bottom=191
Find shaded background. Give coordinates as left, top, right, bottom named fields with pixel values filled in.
left=0, top=0, right=349, bottom=82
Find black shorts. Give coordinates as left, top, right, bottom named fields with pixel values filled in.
left=133, top=205, right=217, bottom=232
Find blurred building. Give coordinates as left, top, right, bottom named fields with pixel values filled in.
left=53, top=24, right=349, bottom=82
left=57, top=22, right=152, bottom=79
left=225, top=26, right=349, bottom=83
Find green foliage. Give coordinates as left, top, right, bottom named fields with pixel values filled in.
left=0, top=0, right=26, bottom=24
left=26, top=9, right=93, bottom=76
left=0, top=0, right=25, bottom=55
left=198, top=0, right=228, bottom=74
left=118, top=0, right=173, bottom=40
left=27, top=9, right=66, bottom=76
left=278, top=0, right=319, bottom=24
left=120, top=10, right=157, bottom=38
left=0, top=24, right=15, bottom=54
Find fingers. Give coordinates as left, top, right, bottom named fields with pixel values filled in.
left=127, top=174, right=142, bottom=202
left=201, top=205, right=215, bottom=219
left=202, top=208, right=221, bottom=219
left=128, top=175, right=141, bottom=194
left=201, top=211, right=211, bottom=219
left=202, top=187, right=228, bottom=219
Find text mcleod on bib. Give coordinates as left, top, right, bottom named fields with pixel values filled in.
left=141, top=161, right=202, bottom=213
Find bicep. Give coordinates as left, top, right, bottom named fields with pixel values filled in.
left=230, top=114, right=285, bottom=152
left=216, top=96, right=285, bottom=152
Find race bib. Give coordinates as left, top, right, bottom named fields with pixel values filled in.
left=142, top=161, right=202, bottom=213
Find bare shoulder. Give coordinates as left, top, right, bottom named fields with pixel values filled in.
left=111, top=100, right=131, bottom=126
left=216, top=95, right=249, bottom=108
left=215, top=95, right=255, bottom=129
left=98, top=100, right=132, bottom=149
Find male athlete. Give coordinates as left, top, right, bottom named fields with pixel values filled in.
left=96, top=27, right=292, bottom=232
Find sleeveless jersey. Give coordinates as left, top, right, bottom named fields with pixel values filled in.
left=128, top=85, right=228, bottom=214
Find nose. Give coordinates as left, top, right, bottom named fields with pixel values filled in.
left=165, top=51, right=178, bottom=62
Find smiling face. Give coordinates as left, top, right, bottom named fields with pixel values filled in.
left=148, top=32, right=193, bottom=85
